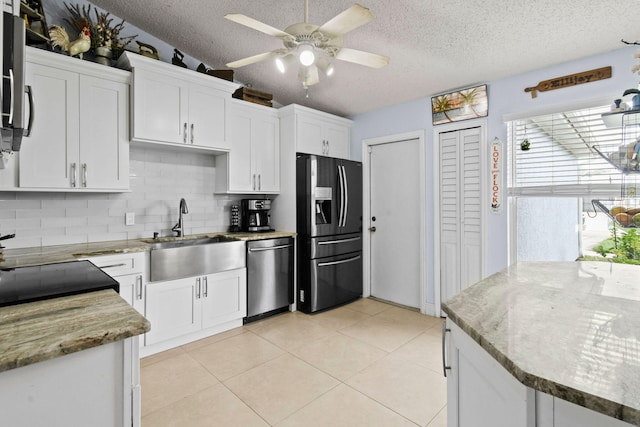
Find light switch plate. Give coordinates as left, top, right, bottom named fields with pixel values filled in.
left=125, top=212, right=135, bottom=226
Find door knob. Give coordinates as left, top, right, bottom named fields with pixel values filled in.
left=369, top=226, right=377, bottom=232
left=372, top=216, right=376, bottom=221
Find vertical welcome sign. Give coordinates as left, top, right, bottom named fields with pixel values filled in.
left=490, top=137, right=502, bottom=214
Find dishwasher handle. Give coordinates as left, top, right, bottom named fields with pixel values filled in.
left=248, top=244, right=292, bottom=253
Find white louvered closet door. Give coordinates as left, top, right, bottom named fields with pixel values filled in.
left=439, top=127, right=483, bottom=303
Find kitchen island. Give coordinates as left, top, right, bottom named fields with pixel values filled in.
left=442, top=261, right=640, bottom=427
left=0, top=290, right=150, bottom=426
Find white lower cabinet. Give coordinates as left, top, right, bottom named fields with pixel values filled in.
left=445, top=320, right=634, bottom=427
left=446, top=320, right=534, bottom=427
left=145, top=268, right=247, bottom=347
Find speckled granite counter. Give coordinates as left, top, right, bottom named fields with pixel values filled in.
left=0, top=289, right=150, bottom=372
left=442, top=261, right=640, bottom=425
left=0, top=231, right=296, bottom=268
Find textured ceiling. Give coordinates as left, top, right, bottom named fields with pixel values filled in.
left=88, top=0, right=640, bottom=117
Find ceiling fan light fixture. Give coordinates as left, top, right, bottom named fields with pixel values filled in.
left=275, top=53, right=295, bottom=73
left=298, top=44, right=316, bottom=66
left=298, top=64, right=319, bottom=87
left=317, top=58, right=335, bottom=77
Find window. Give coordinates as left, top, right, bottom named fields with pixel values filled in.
left=507, top=104, right=640, bottom=261
left=508, top=104, right=638, bottom=198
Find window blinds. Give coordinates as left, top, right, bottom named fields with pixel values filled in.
left=508, top=105, right=639, bottom=198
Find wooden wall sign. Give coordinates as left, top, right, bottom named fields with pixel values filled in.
left=524, top=66, right=612, bottom=98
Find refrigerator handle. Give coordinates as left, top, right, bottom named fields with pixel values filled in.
left=338, top=165, right=345, bottom=228
left=342, top=165, right=349, bottom=228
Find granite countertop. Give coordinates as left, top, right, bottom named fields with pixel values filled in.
left=0, top=289, right=150, bottom=373
left=442, top=261, right=640, bottom=425
left=0, top=230, right=297, bottom=268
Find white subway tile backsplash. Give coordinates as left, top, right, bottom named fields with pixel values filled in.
left=0, top=147, right=242, bottom=249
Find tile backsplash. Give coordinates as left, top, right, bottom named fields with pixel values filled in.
left=0, top=146, right=239, bottom=249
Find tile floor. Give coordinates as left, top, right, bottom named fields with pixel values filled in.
left=140, top=298, right=447, bottom=427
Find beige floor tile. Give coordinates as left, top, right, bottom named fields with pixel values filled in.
left=346, top=353, right=447, bottom=426
left=140, top=346, right=186, bottom=368
left=291, top=332, right=388, bottom=381
left=142, top=383, right=268, bottom=427
left=276, top=384, right=418, bottom=427
left=304, top=305, right=372, bottom=331
left=224, top=353, right=340, bottom=425
left=180, top=326, right=246, bottom=352
left=250, top=312, right=334, bottom=351
left=340, top=314, right=425, bottom=352
left=374, top=306, right=443, bottom=331
left=141, top=352, right=219, bottom=416
left=426, top=406, right=447, bottom=427
left=345, top=297, right=393, bottom=315
left=392, top=331, right=444, bottom=375
left=186, top=331, right=285, bottom=380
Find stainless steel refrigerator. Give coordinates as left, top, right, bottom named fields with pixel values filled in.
left=296, top=153, right=363, bottom=313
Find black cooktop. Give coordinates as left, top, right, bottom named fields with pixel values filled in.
left=0, top=260, right=119, bottom=308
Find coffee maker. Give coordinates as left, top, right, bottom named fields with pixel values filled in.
left=241, top=199, right=272, bottom=232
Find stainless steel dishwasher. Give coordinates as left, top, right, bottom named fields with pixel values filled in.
left=244, top=237, right=294, bottom=323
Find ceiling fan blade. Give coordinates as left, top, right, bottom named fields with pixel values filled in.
left=317, top=4, right=373, bottom=36
left=335, top=47, right=389, bottom=68
left=226, top=50, right=279, bottom=68
left=225, top=14, right=291, bottom=38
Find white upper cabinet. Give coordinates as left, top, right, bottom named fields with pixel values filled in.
left=118, top=52, right=237, bottom=152
left=18, top=48, right=129, bottom=191
left=216, top=100, right=280, bottom=194
left=280, top=104, right=351, bottom=159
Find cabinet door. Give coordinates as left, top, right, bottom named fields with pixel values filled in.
left=447, top=321, right=533, bottom=427
left=79, top=75, right=129, bottom=189
left=145, top=277, right=201, bottom=345
left=296, top=114, right=325, bottom=156
left=188, top=85, right=228, bottom=149
left=227, top=105, right=254, bottom=192
left=201, top=269, right=247, bottom=329
left=116, top=273, right=145, bottom=315
left=19, top=63, right=80, bottom=188
left=324, top=122, right=350, bottom=159
left=253, top=112, right=280, bottom=193
left=132, top=69, right=187, bottom=144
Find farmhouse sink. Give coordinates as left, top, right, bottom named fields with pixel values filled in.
left=145, top=236, right=236, bottom=250
left=148, top=236, right=245, bottom=282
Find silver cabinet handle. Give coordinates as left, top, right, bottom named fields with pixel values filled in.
left=442, top=322, right=451, bottom=377
left=203, top=276, right=208, bottom=297
left=24, top=85, right=33, bottom=137
left=82, top=163, right=87, bottom=187
left=135, top=275, right=143, bottom=300
left=318, top=255, right=361, bottom=267
left=71, top=163, right=77, bottom=187
left=190, top=123, right=194, bottom=144
left=183, top=123, right=187, bottom=143
left=327, top=140, right=330, bottom=154
left=253, top=174, right=256, bottom=190
left=258, top=174, right=261, bottom=191
left=97, top=262, right=127, bottom=269
left=195, top=277, right=201, bottom=299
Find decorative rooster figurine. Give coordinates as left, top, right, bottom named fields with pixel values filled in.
left=49, top=23, right=91, bottom=59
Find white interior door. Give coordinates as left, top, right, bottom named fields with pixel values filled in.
left=369, top=138, right=421, bottom=308
left=439, top=127, right=484, bottom=304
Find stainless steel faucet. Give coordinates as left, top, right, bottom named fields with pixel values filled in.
left=172, top=198, right=189, bottom=237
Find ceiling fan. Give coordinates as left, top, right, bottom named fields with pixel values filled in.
left=224, top=0, right=389, bottom=90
